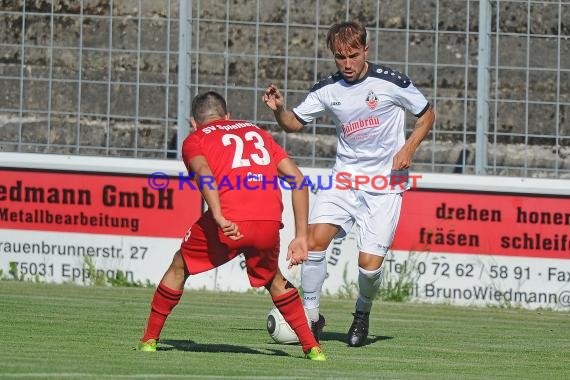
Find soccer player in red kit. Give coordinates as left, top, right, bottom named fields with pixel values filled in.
left=136, top=91, right=325, bottom=361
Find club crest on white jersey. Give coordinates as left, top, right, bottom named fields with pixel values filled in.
left=366, top=90, right=379, bottom=110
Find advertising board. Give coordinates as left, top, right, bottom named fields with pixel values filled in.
left=1, top=154, right=569, bottom=310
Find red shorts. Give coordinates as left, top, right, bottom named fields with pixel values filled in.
left=180, top=212, right=282, bottom=288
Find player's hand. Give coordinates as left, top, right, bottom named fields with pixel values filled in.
left=262, top=84, right=284, bottom=111
left=392, top=148, right=413, bottom=170
left=286, top=236, right=308, bottom=269
left=215, top=216, right=244, bottom=240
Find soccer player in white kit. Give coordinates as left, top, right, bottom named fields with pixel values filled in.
left=263, top=21, right=435, bottom=347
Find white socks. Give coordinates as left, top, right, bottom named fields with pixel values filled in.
left=356, top=266, right=383, bottom=313
left=301, top=252, right=384, bottom=318
left=301, top=250, right=327, bottom=322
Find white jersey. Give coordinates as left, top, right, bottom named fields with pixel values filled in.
left=293, top=62, right=429, bottom=193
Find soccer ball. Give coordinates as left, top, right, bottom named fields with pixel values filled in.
left=266, top=307, right=299, bottom=344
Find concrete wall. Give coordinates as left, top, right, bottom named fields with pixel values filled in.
left=1, top=0, right=569, bottom=175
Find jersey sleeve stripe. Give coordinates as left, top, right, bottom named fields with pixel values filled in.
left=293, top=110, right=309, bottom=125
left=414, top=102, right=430, bottom=118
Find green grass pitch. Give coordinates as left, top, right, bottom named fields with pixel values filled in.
left=1, top=281, right=568, bottom=379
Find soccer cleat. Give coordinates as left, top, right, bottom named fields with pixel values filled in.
left=347, top=311, right=369, bottom=347
left=136, top=338, right=157, bottom=352
left=310, top=314, right=326, bottom=342
left=304, top=346, right=326, bottom=361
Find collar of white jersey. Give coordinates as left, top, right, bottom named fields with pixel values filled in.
left=335, top=61, right=373, bottom=86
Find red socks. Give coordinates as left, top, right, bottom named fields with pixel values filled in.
left=272, top=289, right=319, bottom=352
left=141, top=283, right=317, bottom=353
left=141, top=282, right=183, bottom=341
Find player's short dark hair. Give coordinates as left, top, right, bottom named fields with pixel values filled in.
left=326, top=21, right=367, bottom=54
left=191, top=91, right=228, bottom=124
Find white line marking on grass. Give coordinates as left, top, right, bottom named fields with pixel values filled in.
left=0, top=374, right=295, bottom=379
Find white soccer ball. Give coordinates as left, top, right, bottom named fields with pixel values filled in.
left=266, top=306, right=300, bottom=344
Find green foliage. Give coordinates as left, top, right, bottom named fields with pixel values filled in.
left=336, top=263, right=359, bottom=299
left=330, top=252, right=424, bottom=302
left=107, top=270, right=137, bottom=287
left=84, top=256, right=107, bottom=286
left=8, top=262, right=23, bottom=281
left=85, top=256, right=155, bottom=288
left=83, top=257, right=152, bottom=287
left=377, top=270, right=413, bottom=302
left=377, top=251, right=423, bottom=302
left=4, top=263, right=46, bottom=283
left=244, top=287, right=268, bottom=295
left=8, top=262, right=17, bottom=280
left=1, top=258, right=151, bottom=287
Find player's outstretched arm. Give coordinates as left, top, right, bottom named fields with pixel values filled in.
left=277, top=158, right=309, bottom=268
left=392, top=105, right=436, bottom=170
left=188, top=155, right=243, bottom=240
left=262, top=84, right=304, bottom=133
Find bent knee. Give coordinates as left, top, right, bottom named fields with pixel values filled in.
left=308, top=225, right=339, bottom=251
left=308, top=237, right=338, bottom=251
left=308, top=240, right=330, bottom=252
left=169, top=250, right=188, bottom=276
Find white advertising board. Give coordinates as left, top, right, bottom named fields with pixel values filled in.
left=272, top=168, right=570, bottom=311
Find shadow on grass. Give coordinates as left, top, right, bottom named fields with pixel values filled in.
left=159, top=339, right=291, bottom=357
left=321, top=331, right=393, bottom=347
left=231, top=328, right=265, bottom=332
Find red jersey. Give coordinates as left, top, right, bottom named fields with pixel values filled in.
left=182, top=119, right=289, bottom=222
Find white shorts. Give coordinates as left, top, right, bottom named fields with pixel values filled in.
left=308, top=185, right=403, bottom=256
